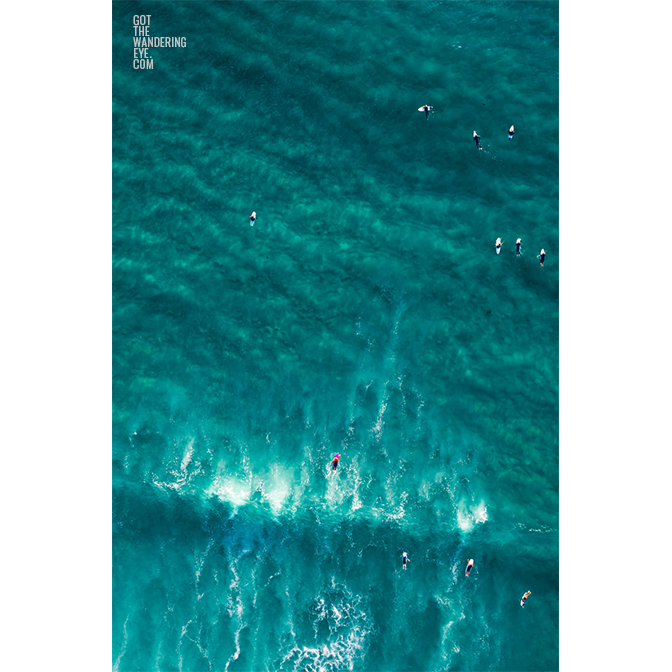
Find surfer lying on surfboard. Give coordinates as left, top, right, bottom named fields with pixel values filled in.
left=516, top=238, right=522, bottom=257
left=465, top=559, right=474, bottom=577
left=473, top=131, right=482, bottom=150
left=521, top=590, right=531, bottom=607
left=495, top=238, right=503, bottom=254
left=508, top=125, right=515, bottom=140
left=402, top=552, right=409, bottom=570
left=537, top=249, right=546, bottom=267
left=418, top=104, right=433, bottom=119
left=249, top=211, right=257, bottom=226
left=330, top=454, right=340, bottom=471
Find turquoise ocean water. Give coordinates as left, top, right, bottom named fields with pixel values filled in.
left=113, top=1, right=558, bottom=670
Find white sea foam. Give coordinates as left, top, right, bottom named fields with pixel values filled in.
left=194, top=538, right=214, bottom=584
left=456, top=498, right=488, bottom=531
left=384, top=490, right=408, bottom=521
left=180, top=439, right=194, bottom=472
left=177, top=619, right=193, bottom=672
left=456, top=505, right=473, bottom=532
left=224, top=600, right=244, bottom=672
left=473, top=500, right=488, bottom=523
left=260, top=464, right=293, bottom=515
left=284, top=582, right=297, bottom=639
left=372, top=395, right=388, bottom=442
left=206, top=474, right=252, bottom=507
left=283, top=633, right=367, bottom=672
left=350, top=471, right=363, bottom=512
left=283, top=585, right=372, bottom=671
left=177, top=617, right=215, bottom=672
left=112, top=614, right=130, bottom=672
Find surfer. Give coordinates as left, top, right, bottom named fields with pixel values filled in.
left=537, top=249, right=546, bottom=267
left=465, top=559, right=474, bottom=577
left=473, top=131, right=482, bottom=150
left=495, top=237, right=503, bottom=254
left=330, top=453, right=340, bottom=471
left=419, top=104, right=433, bottom=120
left=521, top=590, right=531, bottom=607
left=515, top=238, right=522, bottom=256
left=249, top=211, right=257, bottom=226
left=508, top=125, right=515, bottom=140
left=402, top=552, right=410, bottom=570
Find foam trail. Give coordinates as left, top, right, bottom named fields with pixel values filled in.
left=112, top=614, right=130, bottom=672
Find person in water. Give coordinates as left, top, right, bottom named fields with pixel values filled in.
left=465, top=559, right=474, bottom=577
left=495, top=237, right=503, bottom=253
left=473, top=131, right=482, bottom=150
left=330, top=453, right=340, bottom=471
left=249, top=211, right=257, bottom=226
left=521, top=590, right=531, bottom=607
left=402, top=552, right=410, bottom=570
left=508, top=125, right=515, bottom=140
left=537, top=249, right=546, bottom=266
left=421, top=104, right=433, bottom=120
left=515, top=238, right=522, bottom=256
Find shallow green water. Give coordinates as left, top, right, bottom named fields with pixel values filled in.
left=113, top=2, right=558, bottom=670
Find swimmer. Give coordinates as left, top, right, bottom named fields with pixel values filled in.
left=495, top=237, right=503, bottom=254
left=473, top=131, right=482, bottom=150
left=419, top=104, right=433, bottom=120
left=249, top=211, right=257, bottom=226
left=537, top=249, right=546, bottom=267
left=508, top=125, right=515, bottom=140
left=330, top=453, right=340, bottom=471
left=515, top=238, right=522, bottom=256
left=465, top=559, right=474, bottom=577
left=402, top=552, right=410, bottom=570
left=521, top=590, right=531, bottom=607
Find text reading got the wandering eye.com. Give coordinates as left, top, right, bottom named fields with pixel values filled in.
left=132, top=14, right=187, bottom=70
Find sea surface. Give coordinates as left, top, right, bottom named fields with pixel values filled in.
left=113, top=2, right=559, bottom=670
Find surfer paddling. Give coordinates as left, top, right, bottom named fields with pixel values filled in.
left=515, top=238, right=522, bottom=256
left=418, top=104, right=433, bottom=120
left=330, top=453, right=340, bottom=471
left=508, top=125, right=515, bottom=140
left=249, top=211, right=257, bottom=226
left=465, top=559, right=474, bottom=577
left=537, top=249, right=546, bottom=267
left=473, top=131, right=482, bottom=150
left=521, top=590, right=531, bottom=607
left=495, top=237, right=503, bottom=254
left=402, top=552, right=410, bottom=570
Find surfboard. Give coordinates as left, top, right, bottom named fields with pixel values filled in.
left=418, top=106, right=433, bottom=111
left=496, top=238, right=502, bottom=254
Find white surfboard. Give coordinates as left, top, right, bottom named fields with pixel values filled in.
left=496, top=238, right=502, bottom=254
left=418, top=106, right=433, bottom=111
